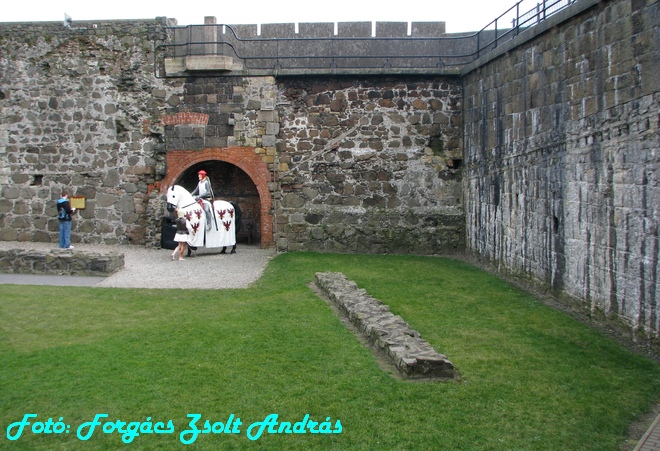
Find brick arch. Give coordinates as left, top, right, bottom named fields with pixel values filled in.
left=162, top=147, right=273, bottom=247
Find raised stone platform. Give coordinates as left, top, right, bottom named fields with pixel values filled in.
left=0, top=248, right=124, bottom=277
left=314, top=272, right=455, bottom=380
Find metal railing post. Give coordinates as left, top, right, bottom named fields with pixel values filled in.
left=477, top=31, right=481, bottom=58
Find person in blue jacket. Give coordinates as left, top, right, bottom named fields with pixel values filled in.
left=56, top=191, right=76, bottom=249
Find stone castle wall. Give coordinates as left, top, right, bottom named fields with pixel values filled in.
left=274, top=76, right=464, bottom=254
left=0, top=19, right=464, bottom=254
left=157, top=74, right=464, bottom=254
left=0, top=18, right=180, bottom=245
left=0, top=0, right=657, bottom=339
left=462, top=0, right=659, bottom=338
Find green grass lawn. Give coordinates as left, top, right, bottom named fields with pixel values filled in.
left=1, top=252, right=658, bottom=450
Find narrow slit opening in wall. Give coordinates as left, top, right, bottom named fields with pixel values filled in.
left=31, top=174, right=43, bottom=186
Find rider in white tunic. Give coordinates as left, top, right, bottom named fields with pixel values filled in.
left=191, top=170, right=214, bottom=230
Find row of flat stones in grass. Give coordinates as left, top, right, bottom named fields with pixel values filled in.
left=0, top=249, right=124, bottom=276
left=314, top=272, right=455, bottom=380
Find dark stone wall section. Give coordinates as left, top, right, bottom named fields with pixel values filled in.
left=462, top=0, right=659, bottom=340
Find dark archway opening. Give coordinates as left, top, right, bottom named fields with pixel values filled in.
left=177, top=160, right=261, bottom=244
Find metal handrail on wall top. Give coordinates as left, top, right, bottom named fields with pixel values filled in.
left=153, top=0, right=580, bottom=77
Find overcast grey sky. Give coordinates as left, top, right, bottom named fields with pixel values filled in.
left=2, top=0, right=528, bottom=33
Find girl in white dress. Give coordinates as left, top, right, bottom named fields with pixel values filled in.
left=171, top=210, right=189, bottom=261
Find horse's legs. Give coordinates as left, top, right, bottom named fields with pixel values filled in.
left=231, top=244, right=237, bottom=254
left=220, top=246, right=227, bottom=254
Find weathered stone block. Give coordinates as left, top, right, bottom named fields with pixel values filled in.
left=0, top=248, right=124, bottom=276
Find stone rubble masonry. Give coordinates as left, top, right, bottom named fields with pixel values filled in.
left=275, top=76, right=465, bottom=255
left=314, top=271, right=455, bottom=380
left=0, top=248, right=124, bottom=276
left=0, top=18, right=183, bottom=247
left=160, top=74, right=465, bottom=255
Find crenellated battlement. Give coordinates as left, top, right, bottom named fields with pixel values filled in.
left=203, top=20, right=447, bottom=39
left=159, top=17, right=488, bottom=76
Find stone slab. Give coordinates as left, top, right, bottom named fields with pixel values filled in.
left=0, top=248, right=124, bottom=277
left=314, top=271, right=455, bottom=380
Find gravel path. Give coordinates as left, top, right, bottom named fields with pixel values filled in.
left=0, top=241, right=276, bottom=289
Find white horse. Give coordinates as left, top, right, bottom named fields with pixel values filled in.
left=166, top=185, right=238, bottom=251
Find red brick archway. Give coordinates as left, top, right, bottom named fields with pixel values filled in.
left=162, top=147, right=273, bottom=247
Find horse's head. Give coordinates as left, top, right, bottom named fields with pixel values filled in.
left=166, top=185, right=194, bottom=212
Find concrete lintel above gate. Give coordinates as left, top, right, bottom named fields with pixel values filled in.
left=164, top=55, right=244, bottom=75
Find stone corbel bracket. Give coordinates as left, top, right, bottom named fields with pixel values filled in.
left=314, top=272, right=456, bottom=380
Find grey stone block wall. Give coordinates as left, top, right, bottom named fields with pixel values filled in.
left=462, top=0, right=659, bottom=339
left=0, top=19, right=182, bottom=246
left=275, top=76, right=465, bottom=254
left=162, top=74, right=465, bottom=255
